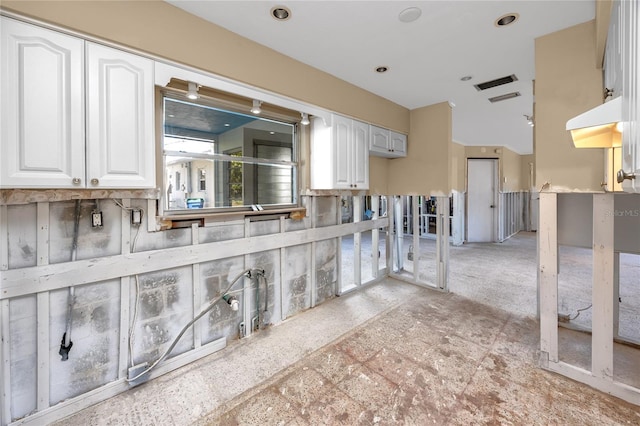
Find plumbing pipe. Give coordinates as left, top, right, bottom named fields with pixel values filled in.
left=127, top=268, right=265, bottom=383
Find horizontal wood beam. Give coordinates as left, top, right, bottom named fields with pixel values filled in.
left=1, top=218, right=388, bottom=300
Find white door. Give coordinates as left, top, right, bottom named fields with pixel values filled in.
left=467, top=159, right=498, bottom=242
left=1, top=17, right=85, bottom=188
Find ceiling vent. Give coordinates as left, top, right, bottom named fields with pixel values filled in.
left=474, top=74, right=518, bottom=91
left=488, top=92, right=521, bottom=103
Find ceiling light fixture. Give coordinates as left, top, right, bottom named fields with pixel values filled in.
left=251, top=100, right=262, bottom=114
left=398, top=7, right=422, bottom=23
left=524, top=114, right=534, bottom=127
left=300, top=112, right=310, bottom=126
left=186, top=82, right=199, bottom=100
left=495, top=13, right=519, bottom=27
left=271, top=6, right=291, bottom=21
left=375, top=66, right=389, bottom=73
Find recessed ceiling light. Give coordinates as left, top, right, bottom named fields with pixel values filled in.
left=271, top=6, right=291, bottom=21
left=398, top=7, right=422, bottom=23
left=224, top=123, right=230, bottom=127
left=460, top=76, right=473, bottom=81
left=495, top=13, right=519, bottom=27
left=375, top=66, right=389, bottom=73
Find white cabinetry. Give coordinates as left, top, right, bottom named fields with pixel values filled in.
left=311, top=114, right=369, bottom=190
left=369, top=125, right=407, bottom=158
left=86, top=43, right=155, bottom=188
left=619, top=0, right=640, bottom=192
left=0, top=17, right=155, bottom=189
left=1, top=17, right=85, bottom=188
left=604, top=0, right=623, bottom=99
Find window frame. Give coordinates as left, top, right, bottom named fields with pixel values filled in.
left=157, top=87, right=300, bottom=217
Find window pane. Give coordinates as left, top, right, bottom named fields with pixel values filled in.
left=163, top=96, right=296, bottom=211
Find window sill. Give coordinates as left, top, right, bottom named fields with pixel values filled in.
left=158, top=206, right=307, bottom=229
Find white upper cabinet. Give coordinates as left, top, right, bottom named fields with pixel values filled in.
left=311, top=114, right=369, bottom=190
left=619, top=0, right=640, bottom=192
left=86, top=43, right=155, bottom=188
left=0, top=18, right=155, bottom=189
left=604, top=0, right=623, bottom=99
left=369, top=125, right=407, bottom=158
left=1, top=17, right=85, bottom=188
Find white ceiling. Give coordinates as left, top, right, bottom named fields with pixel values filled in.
left=166, top=1, right=596, bottom=155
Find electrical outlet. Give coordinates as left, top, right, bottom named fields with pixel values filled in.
left=131, top=209, right=142, bottom=225
left=91, top=211, right=103, bottom=227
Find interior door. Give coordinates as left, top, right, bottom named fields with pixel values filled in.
left=467, top=158, right=498, bottom=242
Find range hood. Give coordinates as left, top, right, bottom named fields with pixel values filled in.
left=566, top=96, right=622, bottom=148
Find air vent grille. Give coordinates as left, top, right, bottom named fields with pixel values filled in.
left=474, top=74, right=518, bottom=91
left=488, top=92, right=521, bottom=103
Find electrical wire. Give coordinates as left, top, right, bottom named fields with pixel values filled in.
left=112, top=199, right=144, bottom=367
left=126, top=268, right=264, bottom=383
left=570, top=304, right=593, bottom=320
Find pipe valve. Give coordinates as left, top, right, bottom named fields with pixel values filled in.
left=222, top=294, right=239, bottom=311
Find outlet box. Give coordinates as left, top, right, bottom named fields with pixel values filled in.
left=91, top=211, right=103, bottom=227
left=131, top=209, right=142, bottom=225
left=127, top=362, right=150, bottom=387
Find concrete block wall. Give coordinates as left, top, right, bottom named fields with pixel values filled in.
left=1, top=195, right=367, bottom=424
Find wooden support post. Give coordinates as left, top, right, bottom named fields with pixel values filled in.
left=279, top=216, right=286, bottom=321
left=538, top=192, right=558, bottom=364
left=336, top=196, right=343, bottom=294
left=354, top=196, right=362, bottom=287
left=310, top=196, right=317, bottom=308
left=437, top=196, right=450, bottom=290
left=613, top=251, right=620, bottom=339
left=591, top=193, right=614, bottom=380
left=412, top=196, right=419, bottom=283
left=36, top=202, right=50, bottom=410
left=371, top=196, right=380, bottom=278
left=0, top=205, right=9, bottom=424
left=243, top=218, right=251, bottom=337
left=119, top=199, right=131, bottom=378
left=191, top=223, right=201, bottom=349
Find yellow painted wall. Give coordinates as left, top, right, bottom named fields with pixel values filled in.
left=501, top=147, right=522, bottom=192
left=368, top=156, right=388, bottom=195
left=1, top=1, right=408, bottom=134
left=388, top=102, right=451, bottom=196
left=450, top=142, right=466, bottom=193
left=521, top=154, right=535, bottom=191
left=534, top=20, right=604, bottom=192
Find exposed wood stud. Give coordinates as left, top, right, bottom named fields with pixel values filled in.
left=436, top=196, right=450, bottom=290
left=36, top=203, right=50, bottom=411
left=1, top=299, right=11, bottom=425
left=243, top=218, right=251, bottom=337
left=192, top=223, right=201, bottom=349
left=354, top=196, right=362, bottom=288
left=412, top=196, right=419, bottom=283
left=371, top=196, right=380, bottom=278
left=336, top=196, right=343, bottom=295
left=118, top=199, right=131, bottom=378
left=591, top=193, right=614, bottom=380
left=0, top=205, right=7, bottom=271
left=310, top=196, right=317, bottom=308
left=279, top=216, right=286, bottom=322
left=539, top=192, right=559, bottom=363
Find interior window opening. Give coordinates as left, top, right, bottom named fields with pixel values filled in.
left=162, top=94, right=298, bottom=213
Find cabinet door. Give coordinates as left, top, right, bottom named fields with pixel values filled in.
left=86, top=43, right=155, bottom=188
left=333, top=114, right=352, bottom=189
left=370, top=125, right=390, bottom=155
left=352, top=120, right=369, bottom=189
left=620, top=0, right=640, bottom=192
left=389, top=131, right=407, bottom=157
left=1, top=18, right=85, bottom=188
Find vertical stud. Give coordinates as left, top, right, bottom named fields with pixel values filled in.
left=191, top=223, right=201, bottom=349
left=119, top=200, right=131, bottom=378
left=539, top=192, right=559, bottom=364
left=353, top=196, right=362, bottom=288
left=371, top=196, right=380, bottom=278
left=36, top=203, right=50, bottom=411
left=592, top=193, right=614, bottom=380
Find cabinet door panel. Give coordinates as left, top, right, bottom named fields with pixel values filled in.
left=333, top=115, right=352, bottom=189
left=389, top=131, right=407, bottom=157
left=87, top=43, right=155, bottom=188
left=1, top=18, right=85, bottom=187
left=352, top=120, right=369, bottom=189
left=370, top=125, right=390, bottom=153
left=621, top=0, right=640, bottom=192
